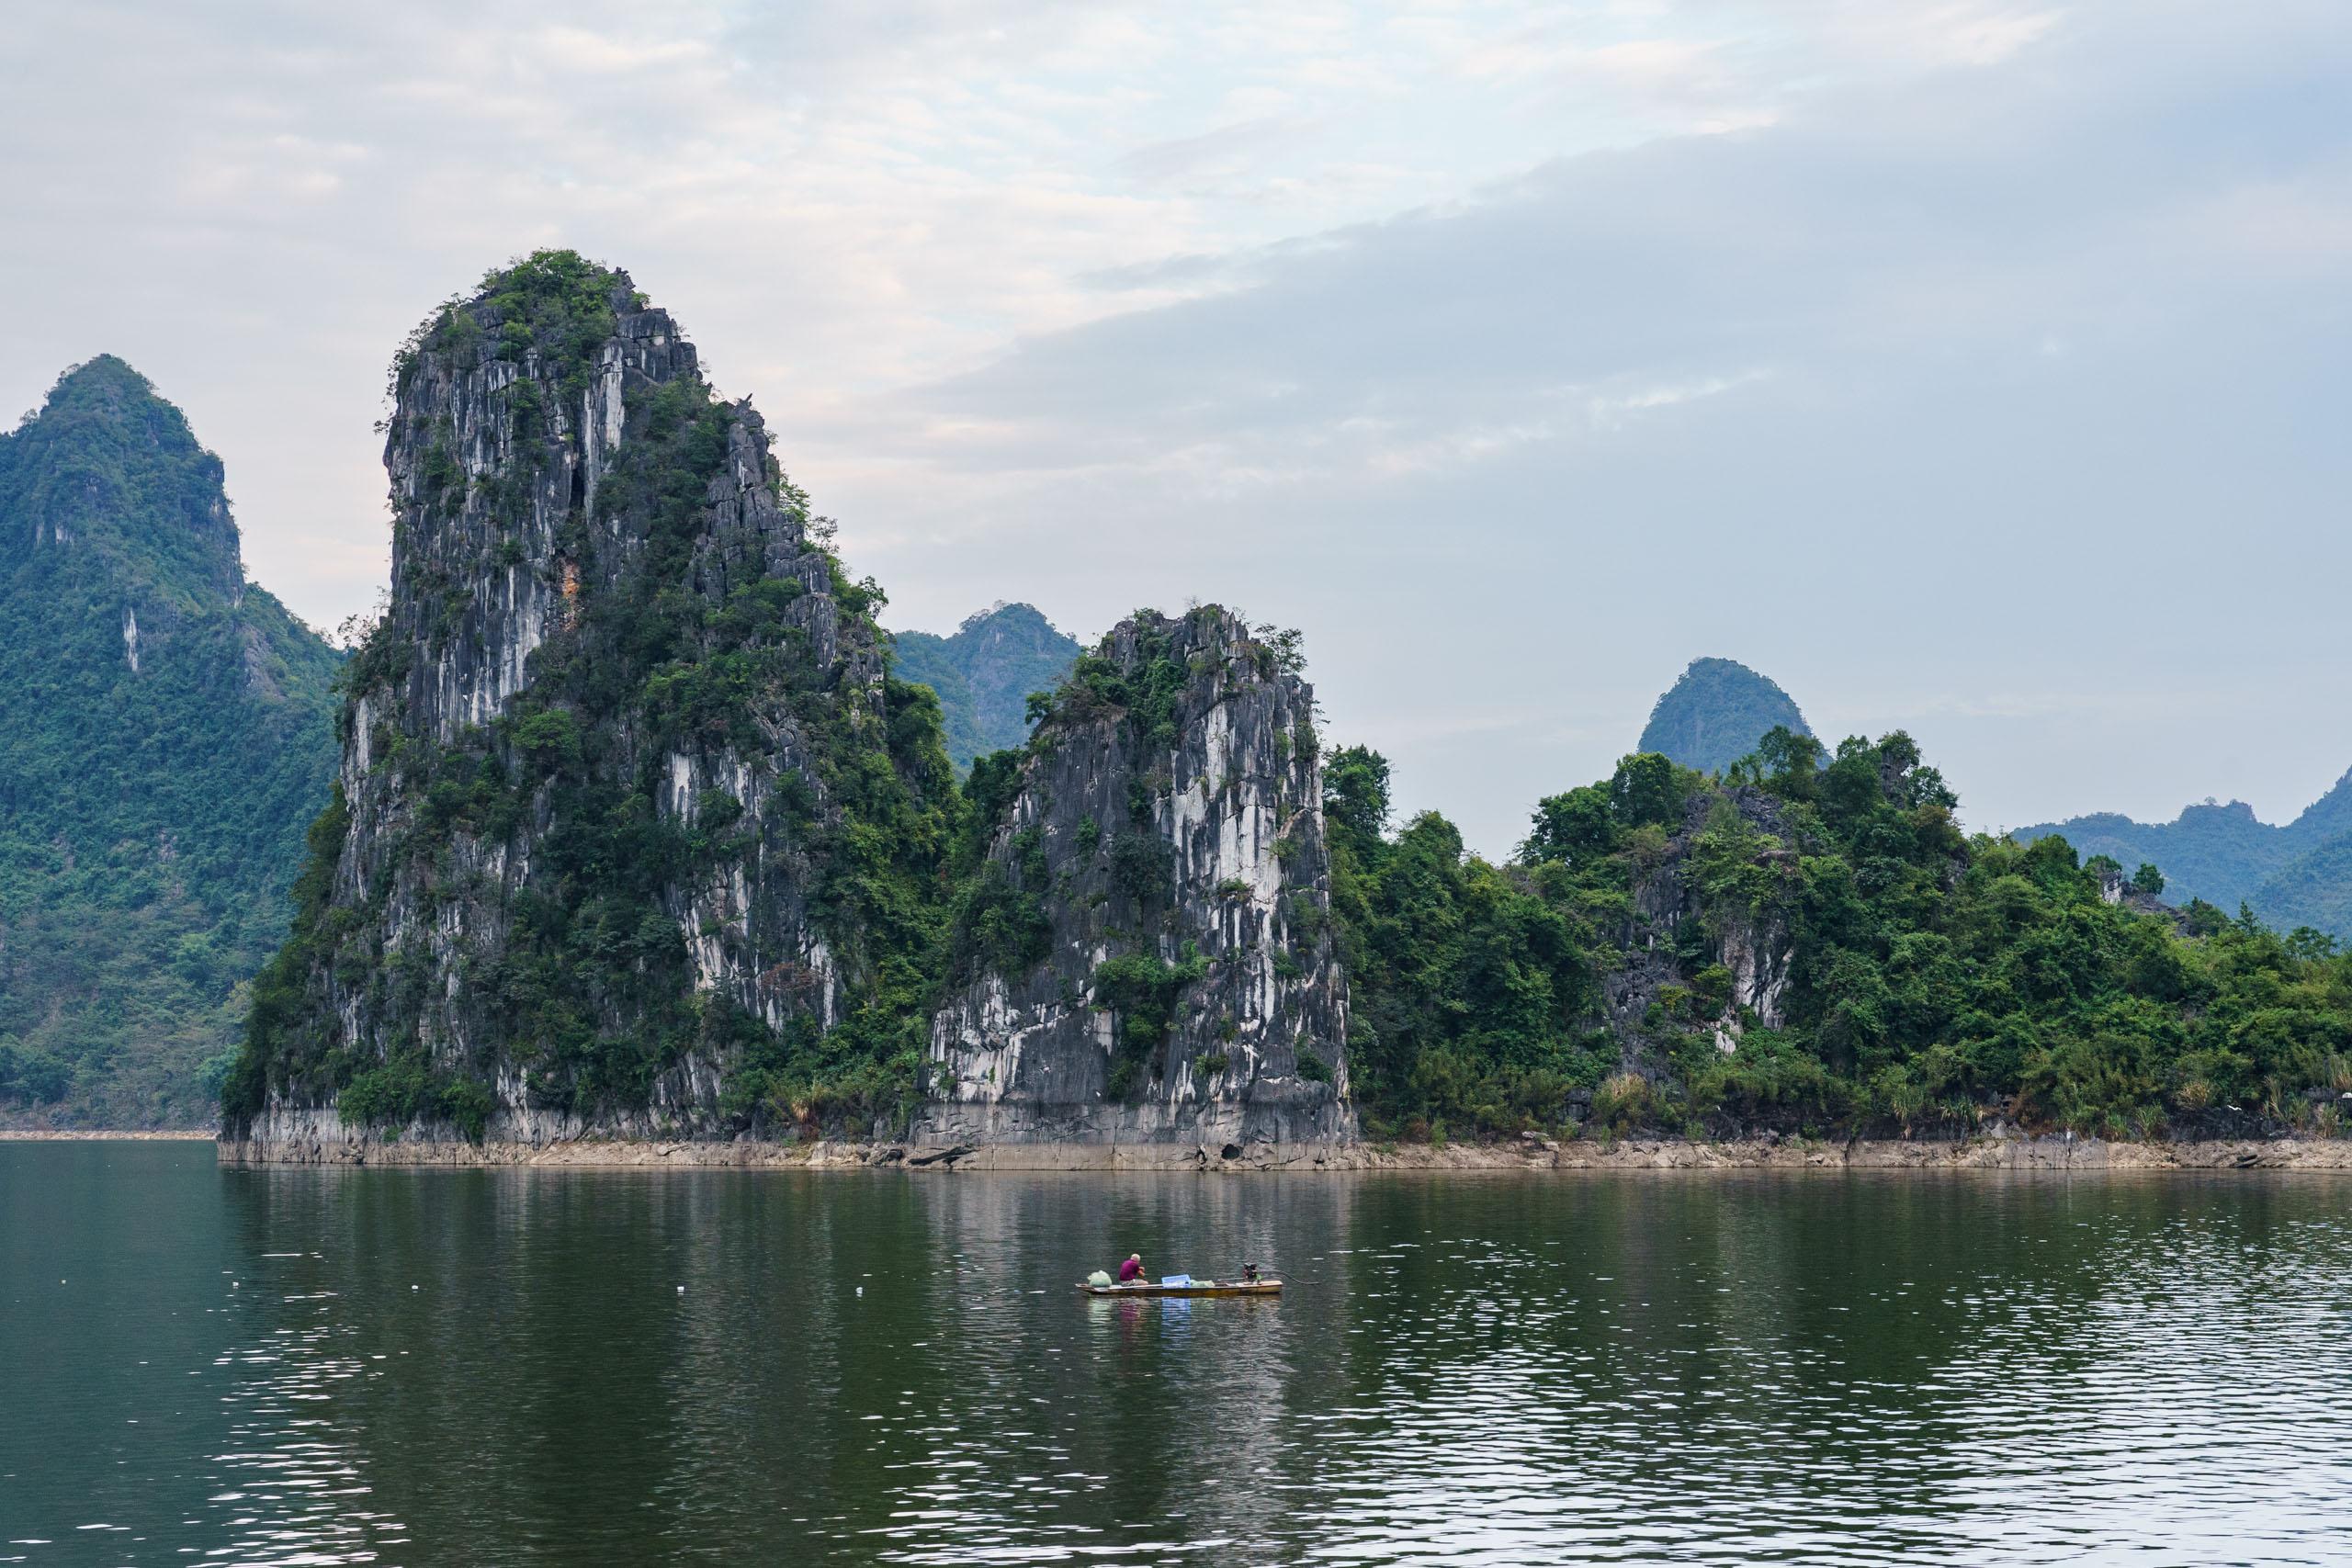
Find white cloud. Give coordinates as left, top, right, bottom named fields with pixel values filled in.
left=3, top=0, right=2348, bottom=851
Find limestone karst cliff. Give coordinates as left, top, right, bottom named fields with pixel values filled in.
left=1604, top=785, right=1802, bottom=1062
left=223, top=253, right=959, bottom=1152
left=211, top=251, right=2327, bottom=1163
left=922, top=607, right=1352, bottom=1147
left=222, top=253, right=1353, bottom=1161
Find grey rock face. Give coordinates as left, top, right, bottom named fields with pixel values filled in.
left=233, top=262, right=917, bottom=1145
left=1604, top=786, right=1798, bottom=1066
left=920, top=607, right=1353, bottom=1148
left=385, top=301, right=710, bottom=740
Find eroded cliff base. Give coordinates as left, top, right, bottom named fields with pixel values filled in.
left=215, top=1127, right=2352, bottom=1172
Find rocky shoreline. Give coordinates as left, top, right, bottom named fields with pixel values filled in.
left=210, top=1128, right=2352, bottom=1172
left=2, top=1129, right=215, bottom=1141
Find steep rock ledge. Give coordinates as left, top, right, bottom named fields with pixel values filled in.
left=920, top=606, right=1353, bottom=1148
left=1605, top=785, right=1801, bottom=1062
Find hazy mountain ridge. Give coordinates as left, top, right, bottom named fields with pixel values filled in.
left=2018, top=770, right=2352, bottom=936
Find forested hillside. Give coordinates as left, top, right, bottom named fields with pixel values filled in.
left=2019, top=771, right=2352, bottom=938
left=0, top=357, right=340, bottom=1125
left=1637, top=657, right=1812, bottom=775
left=1331, top=728, right=2352, bottom=1143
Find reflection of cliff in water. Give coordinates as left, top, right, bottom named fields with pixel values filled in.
left=901, top=1172, right=1363, bottom=1557
left=205, top=1168, right=1372, bottom=1561
left=210, top=1170, right=408, bottom=1563
left=118, top=1162, right=2352, bottom=1565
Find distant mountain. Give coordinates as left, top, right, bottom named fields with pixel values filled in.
left=2017, top=770, right=2352, bottom=936
left=2014, top=802, right=2286, bottom=913
left=2253, top=826, right=2352, bottom=936
left=890, top=603, right=1081, bottom=770
left=1637, top=657, right=1812, bottom=775
left=0, top=357, right=340, bottom=1126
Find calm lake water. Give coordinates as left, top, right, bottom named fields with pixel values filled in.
left=3, top=1144, right=2350, bottom=1565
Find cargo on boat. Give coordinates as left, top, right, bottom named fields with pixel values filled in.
left=1076, top=1279, right=1283, bottom=1298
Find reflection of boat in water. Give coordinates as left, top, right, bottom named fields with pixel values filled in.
left=1076, top=1280, right=1282, bottom=1298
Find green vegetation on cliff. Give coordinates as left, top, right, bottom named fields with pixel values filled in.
left=1333, top=726, right=2352, bottom=1143
left=1325, top=746, right=1610, bottom=1136
left=0, top=357, right=340, bottom=1125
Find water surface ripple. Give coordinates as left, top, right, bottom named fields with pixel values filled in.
left=4, top=1145, right=2348, bottom=1564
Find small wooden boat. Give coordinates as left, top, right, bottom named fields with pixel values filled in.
left=1076, top=1278, right=1283, bottom=1298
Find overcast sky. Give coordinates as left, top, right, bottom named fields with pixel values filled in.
left=5, top=0, right=2347, bottom=853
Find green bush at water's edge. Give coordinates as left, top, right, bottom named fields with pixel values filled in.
left=1330, top=727, right=2352, bottom=1142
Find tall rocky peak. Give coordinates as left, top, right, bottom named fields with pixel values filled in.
left=227, top=250, right=955, bottom=1149
left=1638, top=657, right=1812, bottom=777
left=375, top=255, right=800, bottom=739
left=922, top=605, right=1353, bottom=1149
left=0, top=357, right=338, bottom=1126
left=3, top=355, right=246, bottom=603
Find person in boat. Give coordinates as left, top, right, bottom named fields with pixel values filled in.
left=1116, top=1253, right=1147, bottom=1284
left=1242, top=1262, right=1261, bottom=1283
